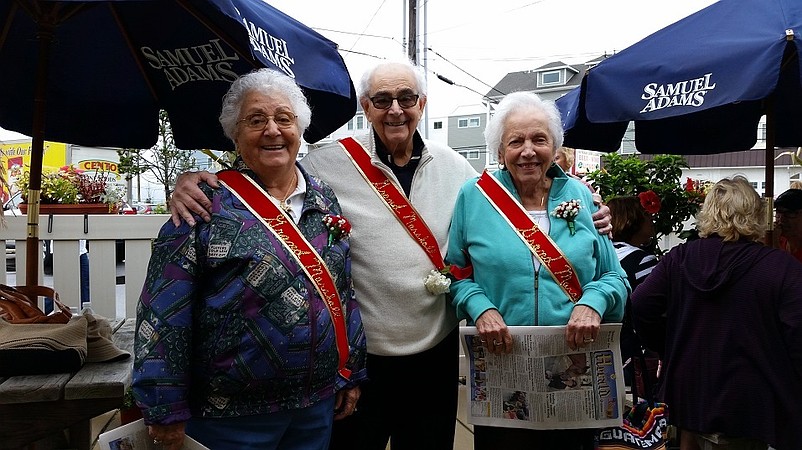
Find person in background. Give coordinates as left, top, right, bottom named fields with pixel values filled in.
left=632, top=176, right=802, bottom=450
left=555, top=146, right=575, bottom=174
left=556, top=146, right=603, bottom=206
left=606, top=196, right=658, bottom=388
left=132, top=68, right=366, bottom=450
left=167, top=59, right=614, bottom=450
left=774, top=188, right=802, bottom=263
left=445, top=91, right=628, bottom=450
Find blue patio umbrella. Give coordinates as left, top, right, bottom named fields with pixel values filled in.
left=556, top=0, right=802, bottom=207
left=0, top=0, right=357, bottom=284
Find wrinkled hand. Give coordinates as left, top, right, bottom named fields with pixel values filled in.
left=565, top=305, right=602, bottom=350
left=334, top=386, right=361, bottom=421
left=170, top=171, right=218, bottom=227
left=592, top=203, right=612, bottom=237
left=148, top=422, right=186, bottom=450
left=476, top=309, right=513, bottom=354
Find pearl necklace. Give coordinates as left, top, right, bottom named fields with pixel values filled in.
left=267, top=171, right=297, bottom=213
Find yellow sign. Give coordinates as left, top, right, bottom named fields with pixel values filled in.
left=1, top=140, right=68, bottom=202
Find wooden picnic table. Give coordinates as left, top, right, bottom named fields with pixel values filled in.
left=0, top=318, right=135, bottom=450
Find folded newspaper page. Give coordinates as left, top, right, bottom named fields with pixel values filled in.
left=98, top=418, right=209, bottom=450
left=460, top=324, right=625, bottom=430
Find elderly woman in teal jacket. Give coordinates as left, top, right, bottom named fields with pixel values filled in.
left=445, top=91, right=628, bottom=450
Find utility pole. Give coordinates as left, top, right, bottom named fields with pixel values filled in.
left=407, top=0, right=417, bottom=64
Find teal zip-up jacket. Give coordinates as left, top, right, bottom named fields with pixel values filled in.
left=445, top=166, right=628, bottom=326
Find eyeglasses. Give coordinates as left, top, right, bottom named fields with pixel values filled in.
left=237, top=112, right=296, bottom=130
left=368, top=93, right=420, bottom=109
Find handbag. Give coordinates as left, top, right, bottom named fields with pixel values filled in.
left=0, top=284, right=86, bottom=376
left=0, top=284, right=72, bottom=324
left=595, top=353, right=668, bottom=450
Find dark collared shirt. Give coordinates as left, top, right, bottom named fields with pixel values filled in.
left=374, top=130, right=424, bottom=197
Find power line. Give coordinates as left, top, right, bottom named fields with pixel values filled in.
left=432, top=72, right=498, bottom=103
left=427, top=47, right=506, bottom=97
left=347, top=0, right=390, bottom=54
left=313, top=27, right=401, bottom=45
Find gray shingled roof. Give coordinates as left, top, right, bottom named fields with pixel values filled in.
left=485, top=57, right=608, bottom=101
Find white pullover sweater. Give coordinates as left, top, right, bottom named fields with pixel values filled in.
left=301, top=132, right=478, bottom=356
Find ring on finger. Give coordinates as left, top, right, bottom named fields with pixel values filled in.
left=493, top=340, right=501, bottom=346
left=583, top=337, right=594, bottom=343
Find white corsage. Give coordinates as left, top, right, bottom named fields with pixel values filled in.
left=551, top=199, right=582, bottom=235
left=424, top=269, right=452, bottom=295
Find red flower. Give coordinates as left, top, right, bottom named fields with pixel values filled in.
left=322, top=214, right=351, bottom=246
left=685, top=177, right=695, bottom=192
left=639, top=190, right=661, bottom=214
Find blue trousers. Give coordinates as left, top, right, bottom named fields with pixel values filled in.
left=185, top=396, right=335, bottom=450
left=44, top=252, right=89, bottom=313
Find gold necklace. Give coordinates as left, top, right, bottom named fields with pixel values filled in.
left=268, top=171, right=297, bottom=213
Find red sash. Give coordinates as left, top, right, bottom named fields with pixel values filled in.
left=475, top=170, right=583, bottom=303
left=338, top=137, right=471, bottom=279
left=217, top=170, right=351, bottom=379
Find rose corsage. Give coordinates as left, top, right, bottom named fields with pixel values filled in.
left=551, top=199, right=582, bottom=235
left=322, top=214, right=351, bottom=247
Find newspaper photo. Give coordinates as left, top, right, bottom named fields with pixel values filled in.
left=460, top=324, right=625, bottom=430
left=98, top=418, right=209, bottom=450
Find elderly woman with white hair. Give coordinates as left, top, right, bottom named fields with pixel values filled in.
left=445, top=91, right=628, bottom=449
left=132, top=68, right=367, bottom=450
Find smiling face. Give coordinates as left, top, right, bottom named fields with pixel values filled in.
left=498, top=107, right=555, bottom=189
left=361, top=63, right=426, bottom=154
left=234, top=90, right=300, bottom=180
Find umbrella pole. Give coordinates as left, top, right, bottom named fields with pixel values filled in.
left=24, top=22, right=55, bottom=286
left=764, top=105, right=776, bottom=248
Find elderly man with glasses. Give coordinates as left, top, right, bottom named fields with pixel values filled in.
left=775, top=188, right=802, bottom=262
left=168, top=59, right=613, bottom=450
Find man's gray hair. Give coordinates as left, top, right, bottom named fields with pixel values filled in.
left=357, top=59, right=428, bottom=102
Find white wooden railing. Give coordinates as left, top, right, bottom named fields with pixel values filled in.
left=1, top=214, right=166, bottom=319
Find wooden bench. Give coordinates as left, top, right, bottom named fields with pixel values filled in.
left=0, top=318, right=135, bottom=450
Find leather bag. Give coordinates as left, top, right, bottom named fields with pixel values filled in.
left=0, top=284, right=72, bottom=324
left=0, top=284, right=86, bottom=376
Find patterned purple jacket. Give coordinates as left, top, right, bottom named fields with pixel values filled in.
left=132, top=162, right=366, bottom=425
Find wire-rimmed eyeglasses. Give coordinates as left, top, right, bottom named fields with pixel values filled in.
left=237, top=112, right=296, bottom=130
left=368, top=92, right=420, bottom=110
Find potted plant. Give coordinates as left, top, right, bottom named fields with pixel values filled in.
left=120, top=387, right=143, bottom=424
left=587, top=153, right=707, bottom=254
left=16, top=165, right=123, bottom=214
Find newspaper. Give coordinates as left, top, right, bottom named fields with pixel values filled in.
left=460, top=324, right=625, bottom=430
left=98, top=418, right=209, bottom=450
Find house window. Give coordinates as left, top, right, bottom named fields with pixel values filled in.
left=458, top=116, right=480, bottom=128
left=467, top=151, right=480, bottom=159
left=347, top=119, right=354, bottom=131
left=433, top=121, right=443, bottom=130
left=541, top=70, right=561, bottom=85
left=356, top=115, right=365, bottom=130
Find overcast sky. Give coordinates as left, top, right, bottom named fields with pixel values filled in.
left=0, top=0, right=717, bottom=141
left=266, top=0, right=718, bottom=117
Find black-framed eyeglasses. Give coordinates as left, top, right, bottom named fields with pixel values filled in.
left=237, top=112, right=296, bottom=130
left=368, top=93, right=419, bottom=109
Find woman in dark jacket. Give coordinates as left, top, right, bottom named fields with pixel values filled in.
left=631, top=176, right=802, bottom=450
